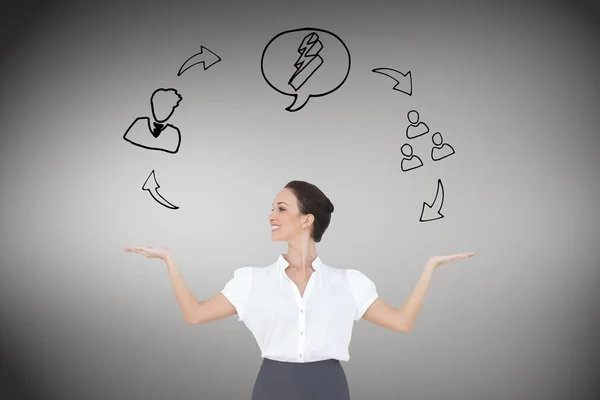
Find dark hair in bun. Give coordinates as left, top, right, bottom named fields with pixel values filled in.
left=324, top=198, right=334, bottom=213
left=284, top=180, right=334, bottom=243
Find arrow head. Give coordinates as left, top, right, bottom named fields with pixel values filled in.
left=419, top=203, right=444, bottom=222
left=142, top=170, right=159, bottom=191
left=419, top=179, right=445, bottom=222
left=392, top=70, right=412, bottom=95
left=178, top=46, right=222, bottom=76
left=198, top=46, right=221, bottom=69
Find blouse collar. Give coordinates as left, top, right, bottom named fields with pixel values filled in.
left=276, top=254, right=323, bottom=271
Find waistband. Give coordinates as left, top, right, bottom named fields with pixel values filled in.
left=262, top=357, right=340, bottom=365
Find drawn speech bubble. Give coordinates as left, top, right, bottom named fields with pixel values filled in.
left=261, top=28, right=351, bottom=112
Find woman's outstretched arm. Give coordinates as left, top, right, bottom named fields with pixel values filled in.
left=362, top=252, right=474, bottom=332
left=362, top=263, right=434, bottom=332
left=125, top=246, right=237, bottom=324
left=165, top=255, right=238, bottom=324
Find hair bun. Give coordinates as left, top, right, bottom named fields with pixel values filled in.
left=325, top=198, right=334, bottom=213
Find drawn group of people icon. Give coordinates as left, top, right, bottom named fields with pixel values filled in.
left=400, top=110, right=455, bottom=172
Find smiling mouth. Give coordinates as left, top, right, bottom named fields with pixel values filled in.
left=271, top=226, right=280, bottom=232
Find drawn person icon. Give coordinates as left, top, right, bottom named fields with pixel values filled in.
left=406, top=110, right=429, bottom=139
left=123, top=88, right=183, bottom=154
left=430, top=132, right=455, bottom=161
left=400, top=143, right=423, bottom=172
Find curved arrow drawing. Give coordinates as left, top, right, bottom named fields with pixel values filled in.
left=142, top=170, right=179, bottom=210
left=178, top=46, right=221, bottom=76
left=419, top=179, right=444, bottom=222
left=372, top=68, right=412, bottom=95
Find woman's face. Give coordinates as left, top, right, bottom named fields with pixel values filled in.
left=269, top=188, right=306, bottom=242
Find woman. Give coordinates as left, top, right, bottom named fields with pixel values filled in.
left=125, top=180, right=474, bottom=399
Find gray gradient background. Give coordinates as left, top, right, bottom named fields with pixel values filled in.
left=1, top=0, right=599, bottom=398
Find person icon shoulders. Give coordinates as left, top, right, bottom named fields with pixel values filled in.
left=123, top=88, right=183, bottom=154
left=430, top=132, right=455, bottom=161
left=400, top=143, right=423, bottom=172
left=406, top=110, right=429, bottom=139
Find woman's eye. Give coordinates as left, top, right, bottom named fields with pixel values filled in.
left=279, top=207, right=285, bottom=211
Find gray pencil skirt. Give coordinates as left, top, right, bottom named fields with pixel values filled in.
left=251, top=357, right=351, bottom=400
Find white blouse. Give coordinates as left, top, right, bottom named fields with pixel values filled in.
left=221, top=254, right=379, bottom=363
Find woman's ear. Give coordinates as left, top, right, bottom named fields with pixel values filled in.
left=303, top=214, right=314, bottom=226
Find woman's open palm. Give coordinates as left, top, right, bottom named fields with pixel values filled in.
left=124, top=246, right=171, bottom=260
left=428, top=252, right=474, bottom=269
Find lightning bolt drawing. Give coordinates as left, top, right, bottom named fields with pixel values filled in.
left=288, top=32, right=324, bottom=91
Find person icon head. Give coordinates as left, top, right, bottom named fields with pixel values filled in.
left=401, top=143, right=414, bottom=158
left=432, top=132, right=443, bottom=146
left=407, top=110, right=420, bottom=125
left=151, top=88, right=183, bottom=123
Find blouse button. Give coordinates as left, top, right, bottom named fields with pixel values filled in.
left=300, top=309, right=304, bottom=313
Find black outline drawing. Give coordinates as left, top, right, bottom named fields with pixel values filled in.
left=123, top=88, right=182, bottom=154
left=288, top=32, right=324, bottom=91
left=260, top=27, right=351, bottom=112
left=406, top=110, right=429, bottom=139
left=431, top=132, right=455, bottom=161
left=177, top=46, right=221, bottom=76
left=142, top=170, right=179, bottom=210
left=400, top=143, right=423, bottom=172
left=372, top=68, right=412, bottom=95
left=419, top=179, right=444, bottom=222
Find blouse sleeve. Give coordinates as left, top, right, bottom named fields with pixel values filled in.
left=347, top=269, right=379, bottom=321
left=221, top=267, right=253, bottom=322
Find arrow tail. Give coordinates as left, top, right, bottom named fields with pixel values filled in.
left=431, top=179, right=444, bottom=209
left=150, top=188, right=179, bottom=209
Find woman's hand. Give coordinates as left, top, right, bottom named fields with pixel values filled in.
left=427, top=252, right=474, bottom=270
left=124, top=246, right=171, bottom=261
